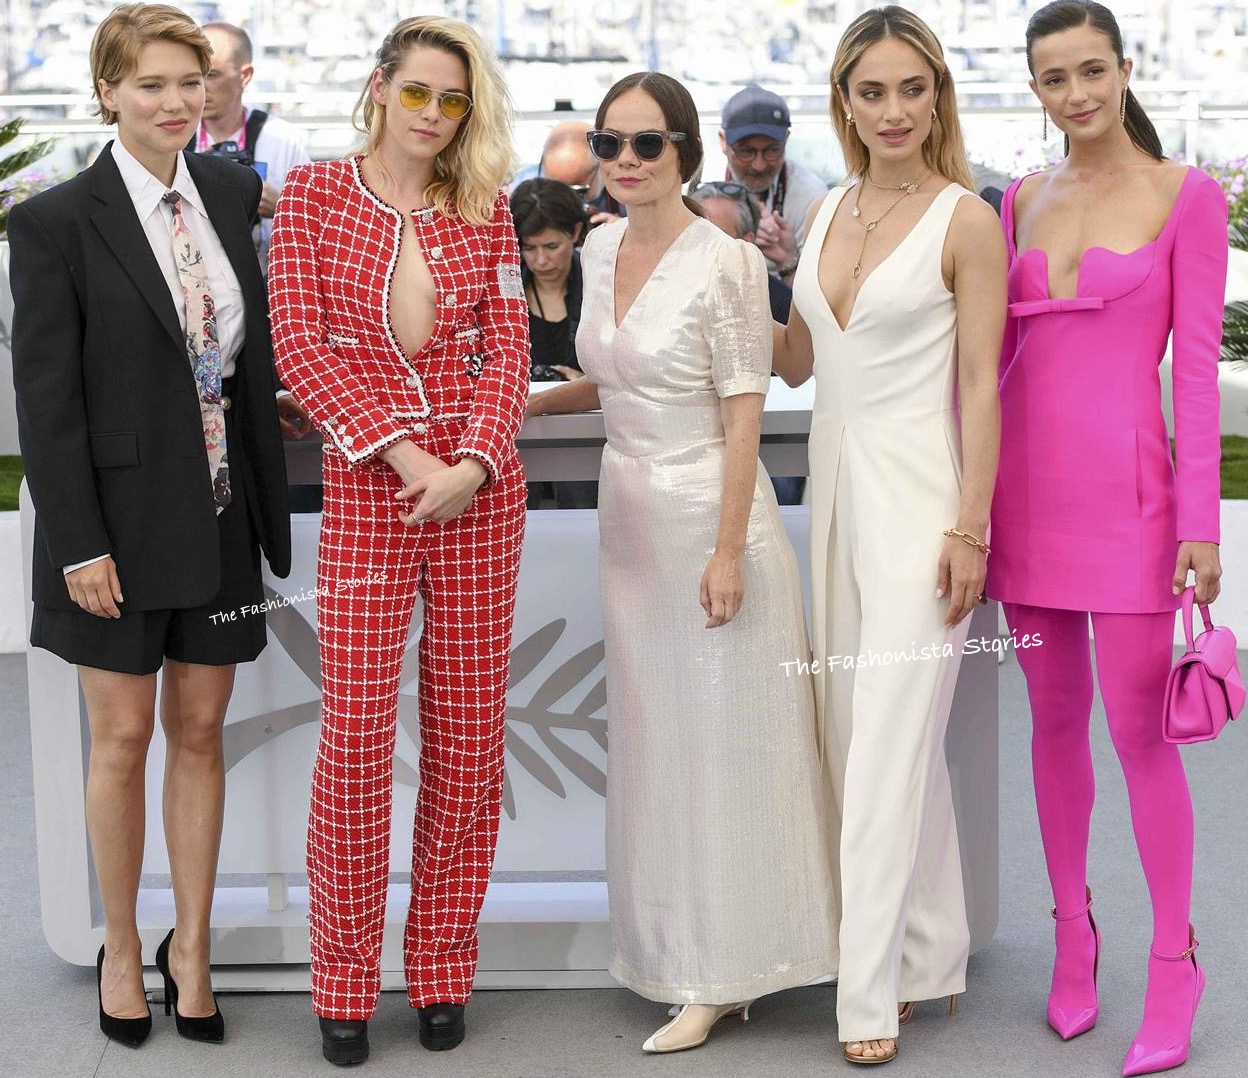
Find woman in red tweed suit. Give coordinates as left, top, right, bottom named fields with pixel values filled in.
left=268, top=16, right=528, bottom=1066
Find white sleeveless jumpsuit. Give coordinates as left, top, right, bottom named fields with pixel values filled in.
left=793, top=182, right=975, bottom=1042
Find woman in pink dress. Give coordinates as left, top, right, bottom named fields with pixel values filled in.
left=988, top=3, right=1226, bottom=1075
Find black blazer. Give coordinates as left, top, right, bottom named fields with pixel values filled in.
left=9, top=145, right=291, bottom=612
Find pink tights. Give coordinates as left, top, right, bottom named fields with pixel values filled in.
left=1003, top=603, right=1192, bottom=954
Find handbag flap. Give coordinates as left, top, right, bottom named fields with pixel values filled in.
left=1189, top=625, right=1240, bottom=680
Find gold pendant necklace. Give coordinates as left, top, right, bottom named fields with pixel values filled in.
left=864, top=169, right=926, bottom=193
left=850, top=171, right=929, bottom=279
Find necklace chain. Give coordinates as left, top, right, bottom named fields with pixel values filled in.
left=850, top=171, right=929, bottom=279
left=864, top=169, right=926, bottom=192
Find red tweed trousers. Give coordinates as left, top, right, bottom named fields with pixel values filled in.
left=307, top=437, right=525, bottom=1018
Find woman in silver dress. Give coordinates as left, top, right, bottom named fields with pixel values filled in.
left=527, top=72, right=835, bottom=1054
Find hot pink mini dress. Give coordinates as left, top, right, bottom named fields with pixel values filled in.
left=987, top=167, right=1227, bottom=613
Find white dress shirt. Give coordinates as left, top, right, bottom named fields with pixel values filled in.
left=111, top=139, right=246, bottom=372
left=64, top=143, right=248, bottom=575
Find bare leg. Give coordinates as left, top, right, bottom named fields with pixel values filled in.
left=79, top=665, right=158, bottom=1019
left=159, top=659, right=236, bottom=1017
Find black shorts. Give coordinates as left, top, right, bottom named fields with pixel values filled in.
left=31, top=455, right=267, bottom=677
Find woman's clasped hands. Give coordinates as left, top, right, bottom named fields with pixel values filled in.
left=383, top=439, right=488, bottom=526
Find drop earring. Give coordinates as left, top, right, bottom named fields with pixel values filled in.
left=1041, top=105, right=1048, bottom=141
left=845, top=112, right=855, bottom=126
left=1120, top=87, right=1127, bottom=122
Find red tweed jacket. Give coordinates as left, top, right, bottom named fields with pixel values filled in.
left=268, top=157, right=529, bottom=483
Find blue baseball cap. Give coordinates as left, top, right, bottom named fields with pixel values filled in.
left=722, top=84, right=790, bottom=145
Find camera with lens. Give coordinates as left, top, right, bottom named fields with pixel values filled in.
left=530, top=363, right=567, bottom=382
left=205, top=139, right=255, bottom=168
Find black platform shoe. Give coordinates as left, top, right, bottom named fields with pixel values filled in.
left=417, top=1003, right=465, bottom=1051
left=319, top=1017, right=369, bottom=1066
left=154, top=929, right=224, bottom=1042
left=96, top=945, right=152, bottom=1048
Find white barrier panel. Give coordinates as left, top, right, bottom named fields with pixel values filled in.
left=23, top=484, right=998, bottom=990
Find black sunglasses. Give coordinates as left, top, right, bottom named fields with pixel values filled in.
left=586, top=129, right=687, bottom=162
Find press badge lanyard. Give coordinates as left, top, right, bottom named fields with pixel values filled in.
left=196, top=109, right=249, bottom=153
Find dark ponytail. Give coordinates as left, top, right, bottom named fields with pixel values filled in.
left=1122, top=87, right=1163, bottom=159
left=1025, top=1, right=1164, bottom=161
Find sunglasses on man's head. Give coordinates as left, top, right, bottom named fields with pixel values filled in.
left=690, top=181, right=761, bottom=231
left=586, top=129, right=687, bottom=162
left=693, top=180, right=749, bottom=200
left=392, top=80, right=473, bottom=120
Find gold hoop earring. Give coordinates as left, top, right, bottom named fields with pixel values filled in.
left=931, top=106, right=938, bottom=120
left=1041, top=105, right=1048, bottom=141
left=1120, top=88, right=1128, bottom=122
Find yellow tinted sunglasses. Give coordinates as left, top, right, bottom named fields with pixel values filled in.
left=393, top=80, right=473, bottom=120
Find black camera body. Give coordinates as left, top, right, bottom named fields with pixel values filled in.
left=530, top=363, right=567, bottom=382
left=205, top=139, right=255, bottom=168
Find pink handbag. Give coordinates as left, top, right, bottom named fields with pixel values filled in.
left=1162, top=587, right=1246, bottom=744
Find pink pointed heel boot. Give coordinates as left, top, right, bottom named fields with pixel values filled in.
left=1048, top=886, right=1101, bottom=1040
left=1122, top=925, right=1204, bottom=1077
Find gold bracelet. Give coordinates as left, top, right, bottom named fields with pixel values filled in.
left=943, top=527, right=990, bottom=555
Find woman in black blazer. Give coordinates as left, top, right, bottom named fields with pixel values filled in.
left=9, top=3, right=291, bottom=1048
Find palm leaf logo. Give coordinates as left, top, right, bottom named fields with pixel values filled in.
left=223, top=585, right=607, bottom=820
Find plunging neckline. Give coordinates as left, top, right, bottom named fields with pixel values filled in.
left=1010, top=166, right=1192, bottom=301
left=818, top=182, right=955, bottom=334
left=610, top=218, right=702, bottom=330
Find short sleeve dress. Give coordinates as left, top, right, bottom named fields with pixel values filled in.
left=576, top=216, right=836, bottom=1003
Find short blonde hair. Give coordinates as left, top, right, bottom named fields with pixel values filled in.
left=829, top=5, right=975, bottom=191
left=91, top=3, right=211, bottom=126
left=353, top=16, right=517, bottom=226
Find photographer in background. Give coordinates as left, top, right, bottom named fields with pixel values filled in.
left=688, top=180, right=804, bottom=506
left=510, top=178, right=596, bottom=509
left=194, top=22, right=310, bottom=272
left=719, top=83, right=826, bottom=283
left=196, top=21, right=314, bottom=505
left=689, top=180, right=792, bottom=324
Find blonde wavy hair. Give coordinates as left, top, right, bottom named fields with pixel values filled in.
left=353, top=16, right=516, bottom=225
left=90, top=3, right=211, bottom=126
left=829, top=5, right=975, bottom=191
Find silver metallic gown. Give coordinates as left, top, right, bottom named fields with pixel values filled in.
left=577, top=217, right=837, bottom=1004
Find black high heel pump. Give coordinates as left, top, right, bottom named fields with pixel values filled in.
left=154, top=929, right=224, bottom=1043
left=96, top=944, right=151, bottom=1048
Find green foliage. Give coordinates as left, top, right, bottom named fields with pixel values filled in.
left=0, top=456, right=24, bottom=511
left=1224, top=436, right=1248, bottom=500
left=1202, top=157, right=1248, bottom=230
left=0, top=118, right=58, bottom=234
left=1225, top=302, right=1248, bottom=364
left=1224, top=220, right=1248, bottom=364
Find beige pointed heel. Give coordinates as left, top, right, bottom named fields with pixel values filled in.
left=641, top=1000, right=753, bottom=1053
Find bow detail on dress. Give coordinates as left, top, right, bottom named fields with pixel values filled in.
left=1009, top=296, right=1106, bottom=318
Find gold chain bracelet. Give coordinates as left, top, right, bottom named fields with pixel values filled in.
left=942, top=527, right=990, bottom=555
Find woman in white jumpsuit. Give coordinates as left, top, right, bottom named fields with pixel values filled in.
left=772, top=7, right=1005, bottom=1065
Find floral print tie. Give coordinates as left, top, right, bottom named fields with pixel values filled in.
left=163, top=190, right=230, bottom=513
